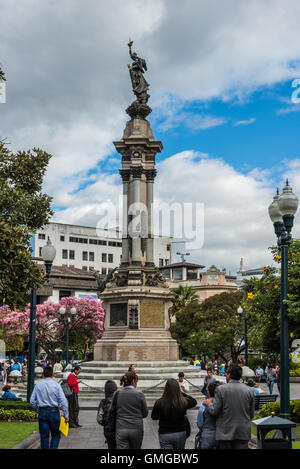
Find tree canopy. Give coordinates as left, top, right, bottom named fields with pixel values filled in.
left=0, top=140, right=53, bottom=308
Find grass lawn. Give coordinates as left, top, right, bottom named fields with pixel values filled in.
left=252, top=423, right=300, bottom=449
left=0, top=422, right=38, bottom=449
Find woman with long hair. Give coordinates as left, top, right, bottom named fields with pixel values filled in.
left=151, top=378, right=197, bottom=449
left=113, top=372, right=148, bottom=449
left=97, top=379, right=118, bottom=449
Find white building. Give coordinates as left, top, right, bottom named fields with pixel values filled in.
left=32, top=222, right=173, bottom=274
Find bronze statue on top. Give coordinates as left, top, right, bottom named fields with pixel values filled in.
left=126, top=40, right=152, bottom=120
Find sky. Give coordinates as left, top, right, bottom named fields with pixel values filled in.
left=1, top=0, right=300, bottom=274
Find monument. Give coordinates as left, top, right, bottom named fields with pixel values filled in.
left=94, top=41, right=179, bottom=361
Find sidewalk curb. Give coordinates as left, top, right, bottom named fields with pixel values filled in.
left=12, top=431, right=40, bottom=449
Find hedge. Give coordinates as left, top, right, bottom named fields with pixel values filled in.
left=255, top=400, right=300, bottom=423
left=0, top=400, right=34, bottom=410
left=0, top=408, right=38, bottom=422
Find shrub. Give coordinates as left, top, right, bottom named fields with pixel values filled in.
left=248, top=358, right=269, bottom=371
left=290, top=369, right=300, bottom=377
left=256, top=400, right=300, bottom=423
left=0, top=408, right=38, bottom=421
left=0, top=400, right=34, bottom=410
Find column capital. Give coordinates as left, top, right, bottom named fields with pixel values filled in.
left=145, top=169, right=157, bottom=181
left=119, top=169, right=131, bottom=182
left=131, top=166, right=144, bottom=179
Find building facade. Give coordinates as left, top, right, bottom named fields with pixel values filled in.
left=32, top=222, right=173, bottom=274
left=160, top=262, right=238, bottom=302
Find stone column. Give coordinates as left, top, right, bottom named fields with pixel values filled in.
left=130, top=166, right=143, bottom=265
left=119, top=169, right=130, bottom=266
left=145, top=169, right=156, bottom=267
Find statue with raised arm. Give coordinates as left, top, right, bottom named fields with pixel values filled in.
left=126, top=40, right=152, bottom=120
left=128, top=40, right=150, bottom=104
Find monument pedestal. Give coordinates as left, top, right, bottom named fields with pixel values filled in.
left=94, top=276, right=179, bottom=361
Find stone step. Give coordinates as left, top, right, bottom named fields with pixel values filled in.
left=74, top=367, right=203, bottom=375
left=81, top=361, right=193, bottom=368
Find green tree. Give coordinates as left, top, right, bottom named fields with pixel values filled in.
left=0, top=140, right=53, bottom=308
left=171, top=291, right=244, bottom=362
left=169, top=285, right=199, bottom=318
left=242, top=239, right=300, bottom=361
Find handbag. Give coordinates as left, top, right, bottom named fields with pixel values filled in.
left=184, top=415, right=191, bottom=439
left=61, top=380, right=73, bottom=398
left=104, top=391, right=119, bottom=435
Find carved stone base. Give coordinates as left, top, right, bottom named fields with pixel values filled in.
left=126, top=101, right=152, bottom=120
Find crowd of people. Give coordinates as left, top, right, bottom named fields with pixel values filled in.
left=0, top=357, right=281, bottom=450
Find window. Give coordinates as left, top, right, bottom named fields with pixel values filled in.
left=167, top=244, right=171, bottom=251
left=161, top=268, right=170, bottom=279
left=173, top=268, right=183, bottom=281
left=108, top=254, right=113, bottom=263
left=187, top=269, right=197, bottom=280
left=159, top=258, right=164, bottom=266
left=69, top=250, right=75, bottom=260
left=89, top=239, right=107, bottom=245
left=39, top=247, right=42, bottom=257
left=102, top=253, right=107, bottom=262
left=82, top=251, right=88, bottom=261
left=38, top=233, right=46, bottom=240
left=117, top=242, right=122, bottom=247
left=108, top=241, right=117, bottom=247
left=165, top=259, right=169, bottom=265
left=89, top=252, right=94, bottom=262
left=69, top=236, right=87, bottom=244
left=62, top=249, right=68, bottom=259
left=60, top=235, right=65, bottom=242
left=59, top=290, right=72, bottom=300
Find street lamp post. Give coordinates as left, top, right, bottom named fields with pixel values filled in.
left=59, top=305, right=76, bottom=366
left=268, top=180, right=298, bottom=420
left=27, top=237, right=56, bottom=402
left=237, top=306, right=248, bottom=367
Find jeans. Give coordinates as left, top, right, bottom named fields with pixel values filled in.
left=159, top=431, right=186, bottom=449
left=38, top=408, right=61, bottom=449
left=268, top=379, right=275, bottom=394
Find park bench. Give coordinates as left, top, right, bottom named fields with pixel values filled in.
left=254, top=394, right=278, bottom=410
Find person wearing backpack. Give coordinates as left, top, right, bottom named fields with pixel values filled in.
left=97, top=380, right=118, bottom=449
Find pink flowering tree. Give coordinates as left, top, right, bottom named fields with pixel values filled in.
left=0, top=296, right=105, bottom=363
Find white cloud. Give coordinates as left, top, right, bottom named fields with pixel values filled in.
left=234, top=118, right=256, bottom=126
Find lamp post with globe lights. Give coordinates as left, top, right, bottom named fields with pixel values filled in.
left=237, top=305, right=248, bottom=367
left=59, top=305, right=77, bottom=367
left=268, top=180, right=298, bottom=420
left=27, top=236, right=56, bottom=401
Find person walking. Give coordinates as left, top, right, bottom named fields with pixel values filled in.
left=67, top=365, right=82, bottom=428
left=128, top=364, right=135, bottom=373
left=151, top=378, right=197, bottom=450
left=97, top=379, right=118, bottom=449
left=203, top=364, right=254, bottom=450
left=111, top=372, right=148, bottom=449
left=265, top=364, right=275, bottom=394
left=196, top=382, right=222, bottom=449
left=30, top=366, right=69, bottom=450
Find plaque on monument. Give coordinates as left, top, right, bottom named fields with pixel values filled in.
left=110, top=303, right=128, bottom=326
left=140, top=301, right=164, bottom=328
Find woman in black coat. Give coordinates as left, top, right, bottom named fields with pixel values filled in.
left=97, top=380, right=118, bottom=449
left=151, top=378, right=197, bottom=449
